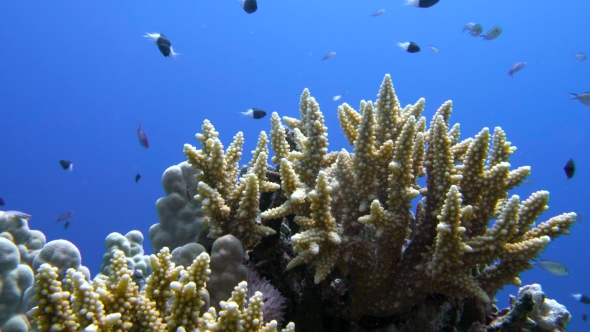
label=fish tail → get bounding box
[570,93,578,99]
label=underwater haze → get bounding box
[1,0,589,329]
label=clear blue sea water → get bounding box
[1,1,589,329]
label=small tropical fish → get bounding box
[508,62,526,77]
[572,294,590,304]
[241,108,267,119]
[333,92,347,101]
[428,45,440,54]
[573,53,587,61]
[469,24,483,37]
[564,158,575,179]
[56,210,74,223]
[0,197,4,206]
[583,314,588,322]
[144,33,180,58]
[570,92,590,106]
[371,9,385,17]
[135,173,141,183]
[531,259,569,276]
[398,42,420,53]
[406,0,439,8]
[462,22,476,33]
[64,220,70,229]
[322,52,336,60]
[3,210,32,221]
[240,0,257,14]
[481,26,502,41]
[59,160,73,171]
[523,178,533,186]
[137,122,149,149]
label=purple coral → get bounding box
[246,267,287,327]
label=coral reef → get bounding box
[0,74,577,331]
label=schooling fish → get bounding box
[428,45,440,54]
[56,210,74,223]
[481,26,502,41]
[573,53,587,61]
[144,33,180,58]
[531,259,569,276]
[0,197,4,206]
[322,52,336,60]
[469,24,483,37]
[570,92,590,106]
[241,108,267,119]
[59,160,74,171]
[3,210,32,221]
[64,220,70,229]
[137,122,149,149]
[333,92,347,101]
[564,158,575,179]
[583,314,588,322]
[572,294,590,304]
[406,0,439,8]
[398,42,420,53]
[462,22,476,33]
[135,173,141,183]
[371,9,385,17]
[240,0,257,14]
[508,62,526,77]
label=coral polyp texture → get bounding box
[184,74,575,321]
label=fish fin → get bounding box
[169,47,181,58]
[570,93,578,99]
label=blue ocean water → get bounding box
[1,0,589,329]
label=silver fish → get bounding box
[570,92,590,106]
[428,45,440,54]
[508,62,526,77]
[462,22,476,33]
[3,210,32,221]
[573,53,587,61]
[470,24,483,37]
[532,259,569,276]
[481,26,502,41]
[333,92,347,101]
[371,9,385,17]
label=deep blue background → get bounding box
[1,0,589,328]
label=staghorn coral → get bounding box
[256,74,575,319]
[27,245,295,332]
[183,121,280,248]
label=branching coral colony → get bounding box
[183,74,575,325]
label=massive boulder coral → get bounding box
[188,74,576,323]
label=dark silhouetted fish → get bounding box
[508,62,526,77]
[573,294,590,304]
[322,52,336,60]
[56,210,74,223]
[398,42,420,53]
[135,173,141,183]
[564,158,575,179]
[64,220,70,229]
[241,108,267,119]
[240,0,258,13]
[583,314,588,322]
[137,122,149,149]
[144,33,180,58]
[59,160,73,171]
[0,197,4,206]
[406,0,439,8]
